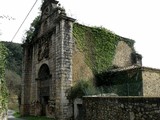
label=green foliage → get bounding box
[6,69,21,110]
[73,23,135,74]
[22,116,53,120]
[2,41,22,76]
[120,37,135,49]
[14,112,54,120]
[24,15,41,43]
[5,69,21,95]
[0,42,8,113]
[67,80,100,100]
[13,111,21,118]
[14,111,53,120]
[1,42,22,110]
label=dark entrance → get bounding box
[77,104,84,120]
[38,64,51,116]
[41,96,49,115]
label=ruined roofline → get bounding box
[74,22,135,45]
[107,65,141,72]
[142,66,160,72]
[117,35,135,45]
[105,65,160,73]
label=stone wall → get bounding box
[72,47,94,83]
[142,67,160,97]
[113,41,133,67]
[83,96,160,120]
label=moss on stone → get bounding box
[73,23,134,74]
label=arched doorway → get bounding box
[38,64,51,116]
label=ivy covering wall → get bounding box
[0,42,8,114]
[73,23,134,74]
[70,23,137,99]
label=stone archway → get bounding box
[21,0,75,118]
[38,64,51,116]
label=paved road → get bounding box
[8,110,25,120]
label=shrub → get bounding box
[67,80,100,100]
[0,42,8,114]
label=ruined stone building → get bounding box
[21,0,160,119]
[21,0,75,119]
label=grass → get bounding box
[22,116,54,120]
[13,112,21,118]
[14,112,54,120]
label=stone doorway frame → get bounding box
[37,64,52,116]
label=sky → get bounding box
[0,0,160,69]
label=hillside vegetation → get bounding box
[1,41,22,110]
[0,42,8,117]
[3,42,22,76]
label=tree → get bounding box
[1,42,22,110]
[23,15,41,43]
[0,42,8,116]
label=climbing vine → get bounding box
[73,23,134,73]
[0,42,8,114]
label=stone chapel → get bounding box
[21,0,143,119]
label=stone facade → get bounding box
[21,0,75,119]
[113,41,133,67]
[72,39,137,84]
[72,47,94,83]
[21,0,159,120]
[83,96,160,120]
[142,67,160,97]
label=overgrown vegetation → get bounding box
[1,41,22,111]
[73,23,134,74]
[0,42,8,114]
[67,79,119,100]
[69,23,136,99]
[23,15,41,43]
[67,80,100,100]
[22,116,53,120]
[2,41,22,76]
[14,112,53,120]
[68,68,142,99]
